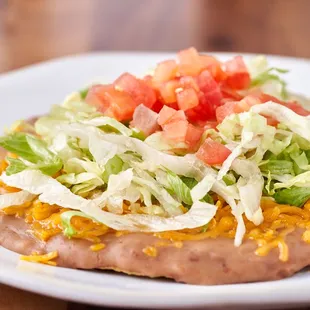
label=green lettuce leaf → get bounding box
[61,210,96,237]
[0,133,62,176]
[250,67,288,99]
[102,156,124,183]
[274,186,310,207]
[167,172,193,205]
[260,160,294,175]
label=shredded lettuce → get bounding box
[0,190,36,209]
[1,170,217,232]
[232,159,264,225]
[0,133,62,176]
[166,171,193,206]
[102,156,124,183]
[247,56,288,99]
[82,117,132,137]
[274,186,310,207]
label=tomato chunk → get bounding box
[216,95,261,123]
[258,93,310,116]
[196,138,231,165]
[225,56,250,90]
[179,76,200,92]
[114,73,156,108]
[100,89,137,121]
[153,60,178,84]
[158,106,178,126]
[159,80,180,104]
[158,106,186,127]
[131,104,160,136]
[185,124,203,149]
[216,101,236,123]
[85,84,113,112]
[221,86,243,101]
[185,70,223,121]
[86,84,137,121]
[200,55,226,82]
[162,119,188,142]
[177,88,199,111]
[177,47,202,76]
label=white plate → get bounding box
[0,52,310,309]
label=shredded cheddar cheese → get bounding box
[90,243,106,252]
[20,251,58,266]
[2,184,310,263]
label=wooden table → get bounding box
[0,0,310,309]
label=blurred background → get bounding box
[1,0,310,74]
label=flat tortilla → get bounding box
[1,214,310,285]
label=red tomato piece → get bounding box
[153,60,178,84]
[158,106,178,126]
[216,101,236,124]
[177,88,199,111]
[177,47,203,76]
[221,86,243,101]
[114,73,156,108]
[196,138,231,165]
[131,104,160,136]
[184,70,223,121]
[162,119,188,142]
[185,124,203,149]
[234,95,261,113]
[200,55,227,82]
[258,93,310,116]
[179,76,200,92]
[85,84,114,112]
[101,89,137,121]
[225,56,250,90]
[151,100,164,113]
[159,80,180,104]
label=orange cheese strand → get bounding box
[20,251,58,266]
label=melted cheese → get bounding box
[2,191,310,262]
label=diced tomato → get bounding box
[162,119,188,142]
[114,73,156,108]
[185,70,223,121]
[200,55,227,82]
[158,106,187,126]
[177,88,199,111]
[159,80,180,104]
[101,89,137,121]
[179,76,200,92]
[143,75,154,88]
[234,95,261,113]
[224,56,250,90]
[185,124,203,149]
[216,101,236,123]
[259,93,310,116]
[258,93,283,104]
[196,138,231,165]
[193,120,218,129]
[215,95,261,123]
[153,60,178,84]
[286,102,310,116]
[177,47,202,76]
[158,106,178,126]
[221,86,243,101]
[86,84,137,121]
[131,104,160,136]
[151,100,164,113]
[85,84,114,111]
